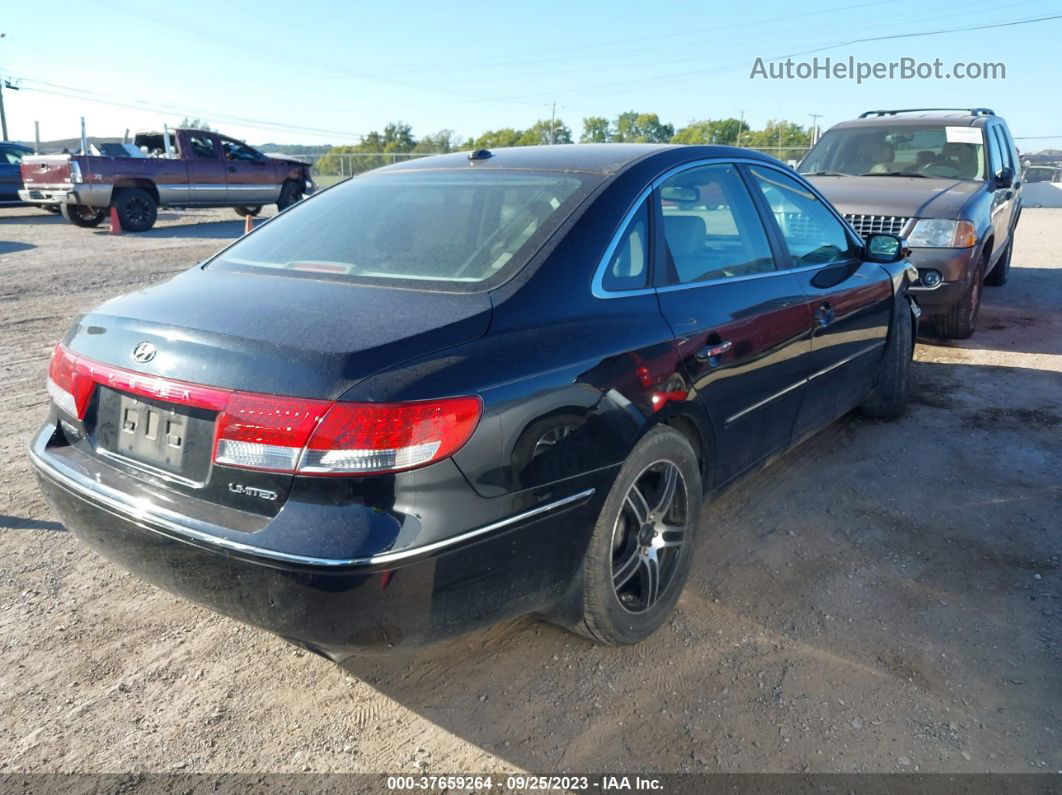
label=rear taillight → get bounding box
[300,398,482,475]
[47,343,94,419]
[213,393,332,474]
[47,343,482,476]
[213,395,481,475]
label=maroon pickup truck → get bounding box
[19,128,315,231]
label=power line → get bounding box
[10,77,365,140]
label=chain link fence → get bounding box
[309,146,813,186]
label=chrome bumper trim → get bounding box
[29,443,595,568]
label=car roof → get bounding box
[831,112,995,130]
[374,143,781,176]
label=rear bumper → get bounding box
[19,184,112,207]
[29,425,601,656]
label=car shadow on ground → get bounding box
[93,219,250,240]
[0,241,36,255]
[0,514,65,532]
[0,213,63,225]
[339,359,1060,772]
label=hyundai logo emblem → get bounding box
[132,342,157,364]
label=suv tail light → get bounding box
[46,343,482,476]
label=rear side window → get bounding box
[657,163,775,284]
[601,200,650,291]
[747,166,859,268]
[209,170,592,291]
[187,134,218,160]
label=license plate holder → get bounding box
[114,393,188,471]
[94,387,216,483]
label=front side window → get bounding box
[657,163,775,284]
[800,125,986,180]
[748,166,858,267]
[222,138,262,162]
[601,201,650,291]
[209,170,591,291]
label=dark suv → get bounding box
[800,108,1022,338]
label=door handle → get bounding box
[695,339,732,365]
[228,166,237,173]
[814,302,835,328]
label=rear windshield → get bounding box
[800,125,986,180]
[208,169,594,292]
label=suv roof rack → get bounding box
[858,108,995,118]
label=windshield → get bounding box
[800,125,986,180]
[208,169,591,291]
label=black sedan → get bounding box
[30,144,918,657]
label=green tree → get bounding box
[612,111,674,143]
[518,119,572,146]
[472,128,525,148]
[179,117,212,131]
[315,121,419,176]
[413,129,460,153]
[580,116,611,143]
[741,119,811,160]
[670,118,749,146]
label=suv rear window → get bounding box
[801,125,986,180]
[208,169,592,292]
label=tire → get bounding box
[59,204,107,228]
[934,252,986,339]
[859,291,914,420]
[234,205,262,217]
[113,187,158,232]
[276,180,303,212]
[984,239,1012,286]
[578,425,702,645]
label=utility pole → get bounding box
[549,102,556,145]
[0,79,8,141]
[736,110,746,148]
[0,34,7,141]
[808,113,822,146]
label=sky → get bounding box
[1,0,1060,150]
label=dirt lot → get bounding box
[0,207,1058,775]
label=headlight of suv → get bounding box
[69,161,84,185]
[908,219,977,248]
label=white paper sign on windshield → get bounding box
[945,127,984,144]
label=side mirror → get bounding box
[865,233,907,264]
[995,166,1015,189]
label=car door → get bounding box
[0,145,27,203]
[742,163,893,438]
[987,124,1018,245]
[219,137,279,205]
[652,161,814,484]
[182,131,228,204]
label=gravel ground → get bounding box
[0,206,1058,775]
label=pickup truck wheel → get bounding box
[859,292,913,420]
[234,206,261,217]
[984,239,1012,286]
[113,188,158,232]
[60,204,107,228]
[276,180,303,212]
[933,253,985,339]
